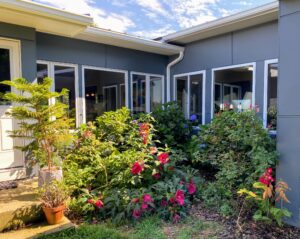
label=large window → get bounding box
[83,67,127,122]
[264,60,278,130]
[212,64,255,116]
[131,73,164,113]
[36,62,78,126]
[174,72,205,124]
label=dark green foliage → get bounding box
[0,78,73,169]
[193,110,277,213]
[152,102,191,149]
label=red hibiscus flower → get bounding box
[152,172,161,180]
[143,194,153,203]
[131,198,140,203]
[259,168,275,186]
[175,190,185,206]
[150,147,158,155]
[132,209,142,219]
[131,162,144,175]
[158,152,169,165]
[94,199,104,209]
[187,181,196,195]
[87,198,94,204]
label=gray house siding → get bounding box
[277,0,300,227]
[36,32,168,104]
[170,22,278,122]
[0,22,36,81]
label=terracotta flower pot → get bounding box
[42,204,65,225]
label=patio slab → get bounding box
[0,217,74,239]
[0,177,42,232]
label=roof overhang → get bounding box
[0,0,93,37]
[76,27,184,56]
[161,1,279,44]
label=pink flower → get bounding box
[132,209,142,219]
[141,203,148,210]
[267,168,273,174]
[160,199,168,207]
[150,147,158,155]
[94,199,104,209]
[169,197,176,204]
[131,162,144,175]
[187,181,196,195]
[143,194,153,203]
[175,190,185,206]
[259,168,275,186]
[158,152,169,165]
[173,214,181,223]
[152,172,161,180]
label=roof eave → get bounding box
[161,1,279,44]
[76,27,184,56]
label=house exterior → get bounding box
[0,0,299,227]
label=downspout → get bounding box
[166,50,184,102]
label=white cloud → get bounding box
[131,25,176,39]
[34,0,135,32]
[134,0,170,17]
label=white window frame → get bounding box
[173,70,206,124]
[211,62,256,119]
[36,60,80,127]
[82,65,129,123]
[130,72,165,113]
[263,59,278,128]
[102,85,118,111]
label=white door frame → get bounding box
[37,60,80,127]
[0,37,24,181]
[173,70,206,124]
[211,62,256,119]
[130,72,165,113]
[263,59,278,128]
[82,65,129,123]
[102,84,118,111]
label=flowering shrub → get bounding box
[193,110,278,214]
[64,108,201,223]
[238,168,292,226]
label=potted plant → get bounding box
[38,180,71,224]
[0,78,73,186]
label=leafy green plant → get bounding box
[0,78,73,169]
[238,168,291,226]
[152,102,192,149]
[193,110,278,211]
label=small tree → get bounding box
[1,78,73,171]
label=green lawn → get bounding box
[37,216,223,239]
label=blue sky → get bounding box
[33,0,275,39]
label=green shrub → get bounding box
[152,102,192,149]
[64,108,202,224]
[193,110,277,212]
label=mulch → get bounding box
[191,204,300,239]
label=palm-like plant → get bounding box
[1,77,73,171]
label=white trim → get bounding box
[211,62,256,119]
[36,61,80,126]
[173,70,206,124]
[82,65,128,123]
[130,72,165,113]
[0,0,93,25]
[263,59,278,128]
